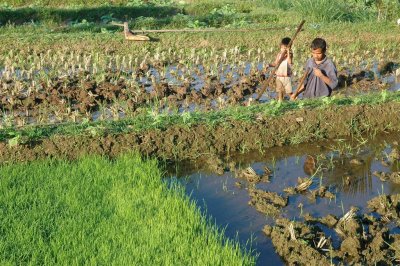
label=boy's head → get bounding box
[280,37,291,51]
[310,38,327,61]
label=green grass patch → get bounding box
[0,153,255,265]
[1,0,398,29]
[1,90,400,143]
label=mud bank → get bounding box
[264,193,400,265]
[1,102,400,163]
[264,205,400,265]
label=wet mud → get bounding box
[0,69,263,125]
[264,205,400,265]
[248,188,288,216]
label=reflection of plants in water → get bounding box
[326,153,335,170]
[319,174,324,189]
[382,150,391,162]
[329,138,366,157]
[295,155,301,165]
[298,202,303,217]
[222,178,228,192]
[271,157,277,171]
[195,174,201,189]
[340,200,345,216]
[377,183,386,200]
[330,139,350,156]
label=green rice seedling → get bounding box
[0,153,255,265]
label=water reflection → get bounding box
[167,132,400,265]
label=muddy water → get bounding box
[167,132,400,265]
[1,63,399,127]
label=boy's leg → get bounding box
[278,91,284,102]
[284,77,293,99]
[276,78,284,102]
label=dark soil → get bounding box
[263,196,400,265]
[0,70,263,124]
[248,188,288,216]
[263,218,332,266]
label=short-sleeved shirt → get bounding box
[303,57,338,98]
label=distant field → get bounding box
[1,0,399,27]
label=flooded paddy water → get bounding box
[167,132,400,265]
[0,60,399,127]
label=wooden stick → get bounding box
[110,21,294,33]
[292,68,310,100]
[255,20,305,101]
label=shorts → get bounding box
[276,76,292,94]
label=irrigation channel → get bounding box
[167,131,400,265]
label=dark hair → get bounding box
[311,38,327,51]
[281,37,291,46]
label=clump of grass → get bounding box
[292,0,358,22]
[0,153,255,265]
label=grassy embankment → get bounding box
[0,152,255,264]
[1,90,400,144]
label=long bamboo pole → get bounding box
[291,68,310,100]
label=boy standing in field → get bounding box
[267,37,293,102]
[291,38,338,99]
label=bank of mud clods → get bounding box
[263,194,400,265]
[1,102,400,163]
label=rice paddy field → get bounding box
[1,0,400,265]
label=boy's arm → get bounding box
[313,62,338,89]
[286,48,293,65]
[313,68,331,85]
[326,62,338,89]
[268,53,282,67]
[291,84,305,100]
